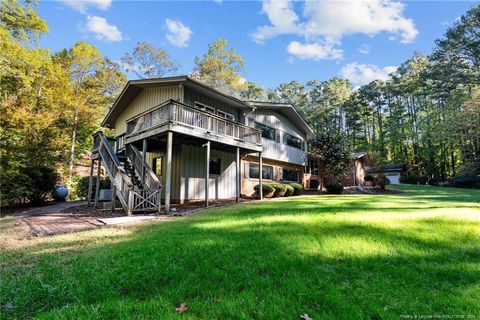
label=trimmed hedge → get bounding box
[270,183,287,197]
[325,182,343,194]
[289,183,303,195]
[254,184,275,198]
[284,184,294,196]
[448,175,480,189]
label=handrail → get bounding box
[126,100,262,144]
[126,144,162,190]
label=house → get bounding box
[88,76,314,214]
[366,163,406,184]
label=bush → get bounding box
[448,175,480,189]
[0,166,58,206]
[427,177,442,186]
[438,182,449,187]
[270,183,287,197]
[75,175,111,200]
[325,182,343,194]
[254,184,275,198]
[364,174,376,182]
[289,183,303,195]
[376,175,390,190]
[284,184,294,196]
[400,175,428,185]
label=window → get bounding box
[217,110,235,121]
[248,163,273,180]
[282,169,298,182]
[283,133,302,149]
[255,122,276,140]
[209,158,221,175]
[152,157,163,177]
[307,159,319,175]
[194,101,215,114]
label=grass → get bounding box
[1,185,479,319]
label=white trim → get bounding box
[217,110,235,121]
[194,101,215,114]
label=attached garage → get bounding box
[366,164,406,185]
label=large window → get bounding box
[248,163,273,180]
[209,158,221,175]
[194,101,215,114]
[217,110,235,122]
[255,122,276,140]
[282,169,298,182]
[283,133,303,149]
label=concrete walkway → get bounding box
[18,202,105,236]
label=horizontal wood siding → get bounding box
[248,109,307,165]
[183,87,241,121]
[115,86,183,135]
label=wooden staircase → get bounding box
[92,132,163,215]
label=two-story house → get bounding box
[88,76,313,214]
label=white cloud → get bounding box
[253,0,418,61]
[82,15,123,42]
[358,44,370,55]
[341,62,397,86]
[287,40,343,61]
[62,0,112,13]
[165,19,193,47]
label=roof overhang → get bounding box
[102,76,253,128]
[245,101,315,139]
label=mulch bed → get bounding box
[342,186,405,194]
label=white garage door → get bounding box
[385,173,400,184]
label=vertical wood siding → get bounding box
[115,86,183,135]
[183,87,241,121]
[248,110,307,165]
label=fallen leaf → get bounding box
[175,303,188,313]
[300,314,313,320]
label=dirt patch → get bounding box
[61,205,126,218]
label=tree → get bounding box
[0,0,48,43]
[310,131,351,181]
[121,42,179,79]
[240,81,267,101]
[192,38,245,94]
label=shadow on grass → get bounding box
[1,188,479,319]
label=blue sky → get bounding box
[38,0,477,88]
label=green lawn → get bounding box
[1,185,479,319]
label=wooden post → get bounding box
[141,139,147,185]
[165,131,173,214]
[205,141,210,207]
[94,159,102,208]
[87,159,95,207]
[259,152,263,200]
[110,179,116,212]
[236,147,240,203]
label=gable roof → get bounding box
[101,76,253,128]
[245,101,315,139]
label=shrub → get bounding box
[438,182,449,187]
[427,177,442,186]
[254,184,275,198]
[376,175,390,190]
[74,175,111,200]
[400,175,428,185]
[284,184,294,196]
[364,174,376,182]
[0,166,58,206]
[448,175,480,189]
[325,182,343,194]
[270,183,287,197]
[289,183,303,195]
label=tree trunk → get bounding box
[68,108,79,180]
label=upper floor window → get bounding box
[283,133,303,149]
[217,110,235,122]
[255,122,276,140]
[194,101,215,114]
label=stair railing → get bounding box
[93,132,134,214]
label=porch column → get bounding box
[110,179,116,212]
[141,139,147,185]
[87,159,95,207]
[165,131,173,214]
[94,159,102,208]
[259,151,263,200]
[236,147,240,203]
[205,141,210,207]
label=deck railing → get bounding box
[126,100,261,145]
